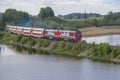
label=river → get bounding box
[83,35,120,46]
[0,44,120,80]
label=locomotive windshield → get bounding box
[76,30,82,34]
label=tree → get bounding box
[0,20,6,30]
[38,7,55,18]
[38,8,46,18]
[93,18,98,27]
[45,7,55,17]
[2,9,30,25]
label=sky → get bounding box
[0,0,120,16]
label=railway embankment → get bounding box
[1,31,120,64]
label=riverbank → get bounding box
[80,26,120,37]
[1,31,120,64]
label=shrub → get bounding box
[29,38,36,47]
[72,42,83,51]
[20,37,28,44]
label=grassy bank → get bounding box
[80,26,120,37]
[1,31,120,64]
[2,31,86,58]
[87,42,120,64]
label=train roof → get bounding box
[46,29,58,31]
[32,28,44,30]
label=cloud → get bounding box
[0,0,120,15]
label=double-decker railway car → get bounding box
[31,28,46,38]
[23,27,32,36]
[16,27,24,34]
[11,26,17,34]
[6,25,11,32]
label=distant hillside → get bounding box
[58,13,102,19]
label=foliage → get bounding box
[2,7,120,30]
[103,12,120,26]
[0,20,6,30]
[25,37,36,47]
[88,43,112,57]
[88,42,120,61]
[20,37,29,44]
[58,13,101,19]
[2,9,29,25]
[38,39,50,48]
[38,7,55,18]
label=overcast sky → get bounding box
[0,0,120,16]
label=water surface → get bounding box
[0,44,120,80]
[83,35,120,46]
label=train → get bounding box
[6,25,82,42]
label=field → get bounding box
[80,26,120,37]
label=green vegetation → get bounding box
[50,41,84,57]
[88,42,120,63]
[0,20,6,30]
[58,13,101,19]
[0,7,120,30]
[1,7,120,63]
[38,7,55,18]
[1,31,120,63]
[103,12,120,26]
[2,9,29,26]
[3,33,50,48]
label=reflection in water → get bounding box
[10,45,37,54]
[0,45,5,55]
[0,45,16,56]
[0,45,1,54]
[83,35,120,46]
[10,44,49,55]
[0,45,120,80]
[0,46,1,54]
[0,44,49,56]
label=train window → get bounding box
[76,31,81,34]
[34,30,42,32]
[24,29,30,31]
[18,28,22,30]
[48,31,52,34]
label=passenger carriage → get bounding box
[10,26,17,34]
[31,28,46,38]
[23,27,32,36]
[6,25,11,32]
[16,26,24,34]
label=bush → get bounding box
[41,39,50,48]
[20,37,28,44]
[88,43,111,57]
[57,41,66,49]
[72,42,83,51]
[29,38,36,47]
[38,39,50,48]
[16,34,22,42]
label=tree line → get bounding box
[0,7,120,30]
[58,13,101,19]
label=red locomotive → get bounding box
[6,25,82,41]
